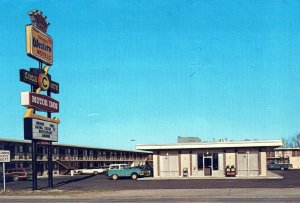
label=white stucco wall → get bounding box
[290,157,300,169]
[225,150,236,167]
[260,151,267,176]
[153,153,159,177]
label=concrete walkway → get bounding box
[138,171,282,180]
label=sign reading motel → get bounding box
[26,25,53,65]
[21,92,59,113]
[24,118,58,142]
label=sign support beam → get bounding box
[32,140,37,190]
[47,88,53,188]
[3,162,5,192]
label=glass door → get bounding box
[204,157,212,176]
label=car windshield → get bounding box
[109,165,119,170]
[120,165,130,169]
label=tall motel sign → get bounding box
[20,10,59,190]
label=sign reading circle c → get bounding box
[38,73,50,91]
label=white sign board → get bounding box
[24,118,58,142]
[0,150,10,162]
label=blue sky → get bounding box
[0,0,300,150]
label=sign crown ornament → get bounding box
[28,9,50,33]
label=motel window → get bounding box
[84,150,88,155]
[213,153,218,170]
[197,154,203,170]
[292,151,300,157]
[53,147,58,154]
[74,149,78,155]
[18,145,24,153]
[54,163,58,169]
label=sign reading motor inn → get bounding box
[21,92,59,113]
[26,25,53,65]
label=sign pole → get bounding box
[45,64,53,188]
[3,162,5,192]
[32,140,37,190]
[48,142,53,188]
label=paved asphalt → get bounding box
[0,170,300,202]
[1,188,300,202]
[0,170,299,191]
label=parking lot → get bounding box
[0,170,300,192]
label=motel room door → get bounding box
[160,151,179,177]
[204,156,212,176]
[237,151,259,176]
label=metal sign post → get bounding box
[3,162,5,192]
[0,150,10,192]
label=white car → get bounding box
[74,168,106,175]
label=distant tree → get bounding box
[291,134,300,148]
[281,137,290,148]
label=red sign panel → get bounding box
[21,92,59,113]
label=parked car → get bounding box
[1,168,32,182]
[267,162,292,170]
[74,168,106,175]
[107,164,145,180]
[134,165,153,177]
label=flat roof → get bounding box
[0,138,150,154]
[136,140,282,151]
[274,147,300,150]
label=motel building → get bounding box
[0,138,152,176]
[137,139,282,178]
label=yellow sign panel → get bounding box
[38,73,50,91]
[26,25,53,65]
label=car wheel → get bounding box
[94,171,98,175]
[280,167,285,171]
[131,173,138,180]
[13,176,19,182]
[112,174,118,180]
[78,171,83,175]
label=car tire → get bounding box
[131,173,138,180]
[78,171,83,175]
[112,174,118,180]
[280,167,285,171]
[94,171,98,175]
[13,176,19,182]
